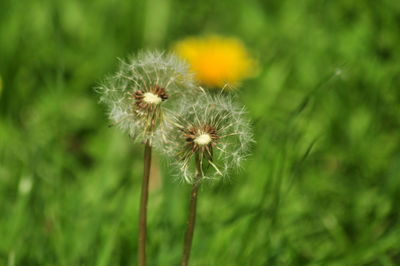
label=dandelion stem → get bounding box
[181,153,201,266]
[138,141,152,266]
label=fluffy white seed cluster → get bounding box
[163,91,253,183]
[97,51,196,144]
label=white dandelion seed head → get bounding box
[162,91,254,183]
[96,51,198,144]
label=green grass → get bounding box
[1,0,400,265]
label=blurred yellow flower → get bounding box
[174,36,256,88]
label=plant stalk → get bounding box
[181,153,202,266]
[138,141,152,266]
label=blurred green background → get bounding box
[1,0,400,265]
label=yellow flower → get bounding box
[174,35,256,88]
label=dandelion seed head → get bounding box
[162,91,253,183]
[96,51,198,144]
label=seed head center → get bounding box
[194,133,212,146]
[143,92,162,104]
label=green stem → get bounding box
[138,141,152,266]
[181,153,202,266]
